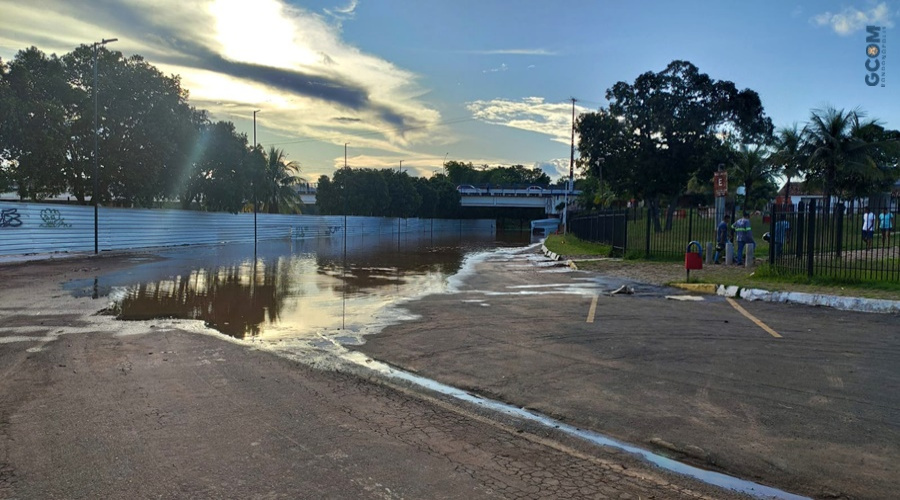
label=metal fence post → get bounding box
[687,207,694,243]
[769,203,776,265]
[796,201,806,261]
[645,207,651,258]
[807,199,817,278]
[835,203,844,260]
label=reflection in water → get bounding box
[109,230,527,340]
[117,261,282,339]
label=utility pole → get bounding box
[92,37,117,254]
[344,142,349,169]
[564,98,576,234]
[253,110,260,254]
[399,160,403,173]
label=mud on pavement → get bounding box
[0,254,754,499]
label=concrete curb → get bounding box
[672,282,900,314]
[716,285,900,314]
[541,244,561,262]
[546,247,899,315]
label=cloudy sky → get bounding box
[0,0,896,182]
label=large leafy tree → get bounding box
[181,121,254,213]
[382,170,421,218]
[62,46,199,207]
[443,160,550,188]
[578,60,773,230]
[316,168,459,217]
[0,47,71,200]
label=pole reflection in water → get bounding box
[98,229,528,342]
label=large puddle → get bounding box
[67,229,529,345]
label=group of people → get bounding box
[712,211,791,265]
[862,206,895,250]
[712,205,895,263]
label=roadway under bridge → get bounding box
[298,187,580,216]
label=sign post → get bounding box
[713,170,728,233]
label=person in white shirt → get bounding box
[862,206,875,250]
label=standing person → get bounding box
[713,214,731,264]
[773,214,790,258]
[862,206,876,250]
[733,211,755,265]
[879,206,894,245]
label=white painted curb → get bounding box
[716,285,900,314]
[541,244,561,261]
[544,248,899,315]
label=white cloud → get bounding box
[0,0,444,159]
[533,159,572,182]
[466,97,590,145]
[324,0,358,23]
[812,2,894,36]
[482,63,509,74]
[468,48,557,56]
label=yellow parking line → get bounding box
[587,294,598,323]
[726,298,782,338]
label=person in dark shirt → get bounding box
[713,214,730,264]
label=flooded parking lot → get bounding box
[5,229,897,499]
[66,229,531,347]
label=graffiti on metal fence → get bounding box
[1,208,23,228]
[40,208,72,228]
[293,225,342,239]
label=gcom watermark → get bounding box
[865,25,887,87]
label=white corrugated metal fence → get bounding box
[0,202,494,256]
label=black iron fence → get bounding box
[767,201,899,282]
[569,206,721,259]
[569,201,899,282]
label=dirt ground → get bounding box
[0,254,754,500]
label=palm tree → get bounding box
[731,144,774,210]
[803,107,881,214]
[769,124,806,210]
[259,147,302,214]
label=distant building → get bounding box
[774,181,898,213]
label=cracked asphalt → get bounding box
[0,255,750,499]
[355,247,900,500]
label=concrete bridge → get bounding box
[299,186,580,215]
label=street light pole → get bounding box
[253,110,260,254]
[344,142,349,169]
[92,37,117,254]
[564,98,576,234]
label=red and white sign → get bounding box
[713,172,728,198]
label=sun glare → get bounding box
[210,0,318,69]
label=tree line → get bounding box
[575,60,900,230]
[311,161,555,218]
[0,45,303,213]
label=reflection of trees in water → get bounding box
[315,243,467,294]
[114,231,509,338]
[117,261,285,339]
